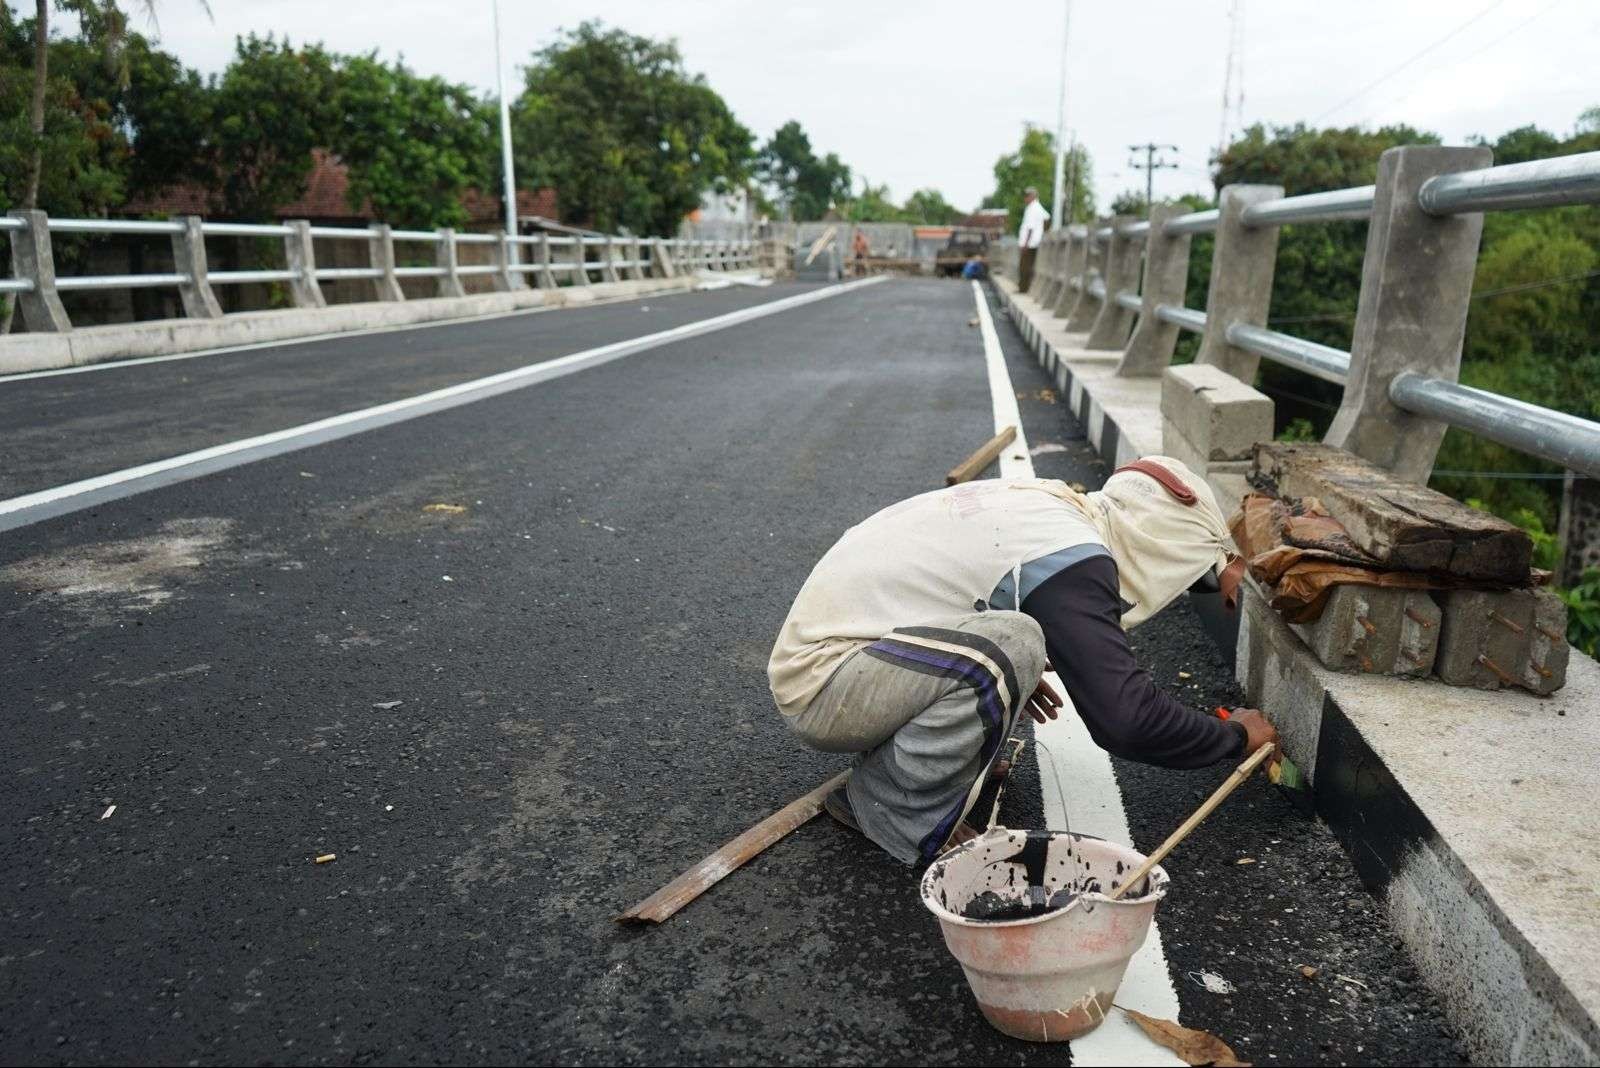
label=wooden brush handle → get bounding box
[1108,743,1275,902]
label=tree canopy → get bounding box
[981,125,1094,232]
[757,120,851,221]
[512,22,754,235]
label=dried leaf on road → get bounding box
[423,503,467,514]
[1299,964,1319,979]
[314,853,337,864]
[1120,1007,1251,1066]
[1235,857,1256,865]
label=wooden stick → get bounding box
[617,771,849,924]
[1108,743,1275,901]
[945,425,1018,486]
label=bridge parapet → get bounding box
[0,211,757,336]
[994,143,1600,1066]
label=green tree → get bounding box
[329,53,494,229]
[843,180,904,223]
[902,187,960,225]
[757,119,850,221]
[0,13,127,217]
[981,125,1093,231]
[208,35,336,220]
[513,22,754,235]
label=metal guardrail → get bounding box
[1031,146,1600,478]
[1,210,763,330]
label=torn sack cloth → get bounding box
[769,458,1246,865]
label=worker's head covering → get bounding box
[1026,457,1236,629]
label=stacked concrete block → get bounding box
[1160,363,1272,510]
[1288,584,1440,676]
[1435,588,1570,695]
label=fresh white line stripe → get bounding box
[971,281,1183,1067]
[0,283,701,383]
[0,276,888,533]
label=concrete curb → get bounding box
[992,274,1600,1066]
[0,276,704,376]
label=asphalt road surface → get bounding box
[1,278,1464,1064]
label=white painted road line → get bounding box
[0,276,889,534]
[971,281,1184,1066]
[0,282,704,384]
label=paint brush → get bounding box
[1214,707,1313,812]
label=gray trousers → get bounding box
[787,611,1047,864]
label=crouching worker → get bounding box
[767,457,1278,866]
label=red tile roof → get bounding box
[122,148,557,230]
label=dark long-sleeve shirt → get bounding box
[1022,555,1245,768]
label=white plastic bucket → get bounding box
[919,828,1169,1042]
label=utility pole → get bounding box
[1064,129,1078,226]
[492,0,519,266]
[1127,143,1179,217]
[1217,0,1245,160]
[1049,0,1073,228]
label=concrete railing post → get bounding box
[435,228,466,298]
[367,224,405,302]
[1065,218,1111,331]
[1034,231,1061,306]
[281,219,326,309]
[1118,205,1194,376]
[489,230,517,292]
[1086,215,1141,349]
[598,238,618,283]
[652,238,677,279]
[1052,226,1091,319]
[571,238,592,286]
[1325,145,1492,482]
[627,238,645,281]
[534,234,556,290]
[1194,184,1284,380]
[7,209,72,331]
[170,216,223,319]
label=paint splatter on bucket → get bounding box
[920,827,1168,1042]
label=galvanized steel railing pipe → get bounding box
[1389,371,1600,477]
[1155,304,1207,333]
[1161,208,1220,236]
[1114,289,1143,312]
[1224,322,1351,384]
[1419,152,1600,215]
[1241,186,1376,228]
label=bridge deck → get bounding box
[0,279,1459,1064]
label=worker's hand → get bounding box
[1229,708,1281,770]
[1025,674,1063,724]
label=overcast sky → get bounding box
[83,0,1600,213]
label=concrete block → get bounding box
[1160,417,1250,482]
[1435,587,1570,695]
[1287,583,1440,676]
[1161,363,1273,461]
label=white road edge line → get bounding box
[0,280,706,384]
[971,281,1184,1067]
[0,276,889,534]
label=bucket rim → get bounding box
[919,828,1169,928]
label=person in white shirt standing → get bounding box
[1016,186,1050,292]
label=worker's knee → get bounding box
[953,610,1046,706]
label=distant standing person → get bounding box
[1017,187,1050,292]
[852,229,870,277]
